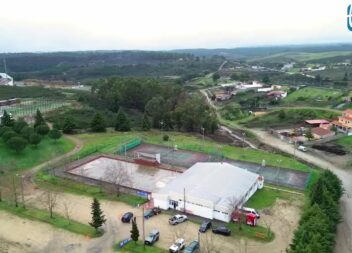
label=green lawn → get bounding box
[0,201,98,237]
[336,136,352,151]
[35,170,147,207]
[0,136,75,171]
[240,108,339,128]
[117,241,168,253]
[283,87,343,107]
[74,131,312,173]
[245,187,303,210]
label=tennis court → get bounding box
[128,143,311,190]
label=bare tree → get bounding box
[62,199,73,224]
[11,175,18,207]
[200,232,222,253]
[44,190,58,218]
[103,164,132,197]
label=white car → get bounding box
[297,145,307,152]
[169,238,186,253]
[168,214,188,225]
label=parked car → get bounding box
[241,207,260,218]
[169,238,186,253]
[144,209,155,219]
[121,212,133,223]
[152,207,162,215]
[298,145,307,152]
[169,214,188,225]
[212,226,231,236]
[144,229,160,245]
[199,220,212,233]
[184,240,199,253]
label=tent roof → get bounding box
[154,162,259,211]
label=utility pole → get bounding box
[183,188,186,214]
[19,174,25,209]
[12,175,18,207]
[201,127,205,150]
[142,206,145,250]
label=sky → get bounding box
[0,0,352,52]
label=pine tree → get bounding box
[91,113,106,132]
[130,217,139,244]
[141,113,150,131]
[115,110,131,132]
[1,110,14,127]
[62,117,76,134]
[34,109,45,128]
[89,198,106,232]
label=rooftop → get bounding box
[305,119,330,125]
[154,162,259,211]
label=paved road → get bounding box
[251,129,352,253]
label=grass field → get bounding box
[245,187,303,210]
[240,108,339,128]
[283,87,343,107]
[0,201,98,237]
[35,170,147,206]
[117,241,168,253]
[73,131,312,173]
[336,136,352,151]
[0,136,75,171]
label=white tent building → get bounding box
[152,162,263,222]
[0,73,14,86]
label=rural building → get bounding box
[267,90,287,100]
[311,127,335,139]
[305,119,330,128]
[152,162,263,222]
[332,109,352,134]
[0,73,14,86]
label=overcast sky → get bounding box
[0,0,351,52]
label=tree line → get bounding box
[64,77,219,133]
[287,170,343,253]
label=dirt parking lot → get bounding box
[1,190,303,253]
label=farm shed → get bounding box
[152,162,263,222]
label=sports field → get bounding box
[129,143,310,189]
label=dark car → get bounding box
[121,212,133,223]
[152,207,162,215]
[144,209,155,219]
[212,226,231,236]
[184,240,199,253]
[199,220,212,233]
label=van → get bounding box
[241,207,260,218]
[297,145,307,152]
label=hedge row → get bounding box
[288,170,343,253]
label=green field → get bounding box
[336,136,352,151]
[245,187,303,210]
[249,51,352,63]
[74,131,312,173]
[283,87,343,107]
[241,108,339,128]
[0,136,75,171]
[0,201,98,237]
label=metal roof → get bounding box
[154,162,259,212]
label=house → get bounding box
[311,127,335,139]
[152,162,263,222]
[0,73,14,86]
[305,119,330,128]
[332,109,352,134]
[267,91,287,100]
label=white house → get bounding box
[0,73,14,86]
[152,162,263,222]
